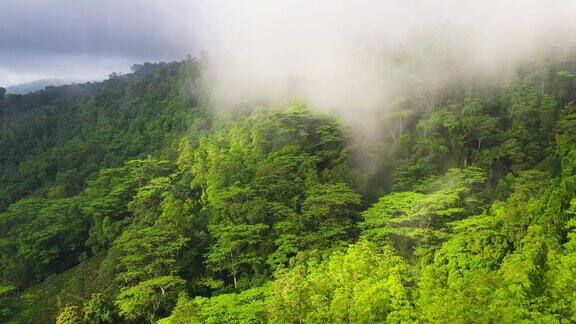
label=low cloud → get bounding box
[178,0,576,120]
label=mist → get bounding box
[176,0,576,120]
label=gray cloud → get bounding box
[0,0,196,86]
[3,0,576,99]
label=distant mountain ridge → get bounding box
[6,78,76,94]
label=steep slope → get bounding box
[2,54,576,323]
[0,59,208,211]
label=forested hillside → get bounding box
[2,54,576,323]
[6,79,74,95]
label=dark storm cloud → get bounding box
[0,0,195,86]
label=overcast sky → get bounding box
[3,0,576,94]
[0,0,197,87]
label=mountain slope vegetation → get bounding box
[2,55,576,323]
